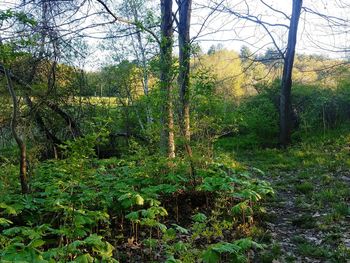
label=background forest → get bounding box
[0,0,349,262]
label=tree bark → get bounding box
[178,0,192,143]
[177,0,195,179]
[160,0,175,158]
[279,0,303,147]
[3,66,29,194]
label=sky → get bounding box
[1,0,349,70]
[190,0,349,58]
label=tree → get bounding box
[119,0,158,125]
[3,65,29,194]
[0,0,88,158]
[195,49,244,99]
[239,45,253,63]
[0,11,37,194]
[207,43,224,55]
[160,0,175,158]
[177,0,192,147]
[95,0,177,158]
[279,0,303,147]
[205,0,349,146]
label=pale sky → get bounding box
[1,0,349,70]
[191,0,349,58]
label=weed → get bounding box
[295,182,314,194]
[296,241,329,258]
[333,202,350,217]
[292,214,316,229]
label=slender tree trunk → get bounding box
[4,66,29,194]
[160,0,175,158]
[178,0,196,179]
[280,0,302,147]
[178,0,192,143]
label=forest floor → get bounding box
[234,135,350,262]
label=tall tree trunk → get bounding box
[4,66,29,194]
[178,0,196,179]
[280,0,302,147]
[160,0,175,158]
[178,0,192,144]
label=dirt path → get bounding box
[261,169,350,263]
[264,172,326,262]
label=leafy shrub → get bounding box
[293,82,350,136]
[0,131,273,262]
[236,94,279,148]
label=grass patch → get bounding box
[292,214,317,229]
[297,241,329,258]
[293,237,350,262]
[316,189,340,204]
[295,182,314,194]
[259,243,282,263]
[333,202,350,217]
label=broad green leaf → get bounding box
[192,213,207,223]
[165,255,181,263]
[0,217,13,226]
[73,253,94,263]
[135,194,144,206]
[29,239,45,248]
[0,203,17,215]
[171,224,189,234]
[202,249,220,263]
[211,242,240,254]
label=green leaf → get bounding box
[165,255,181,263]
[135,194,144,206]
[202,249,220,263]
[29,239,45,248]
[173,241,187,252]
[156,222,167,233]
[98,241,114,258]
[84,234,102,245]
[0,203,17,215]
[171,224,189,234]
[234,238,264,250]
[192,213,207,223]
[143,238,157,248]
[163,228,176,241]
[74,253,94,263]
[231,201,253,216]
[0,217,13,226]
[117,193,131,201]
[211,242,240,254]
[125,211,139,221]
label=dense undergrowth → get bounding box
[2,126,349,262]
[225,127,350,262]
[215,81,350,150]
[2,81,350,262]
[0,131,274,262]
